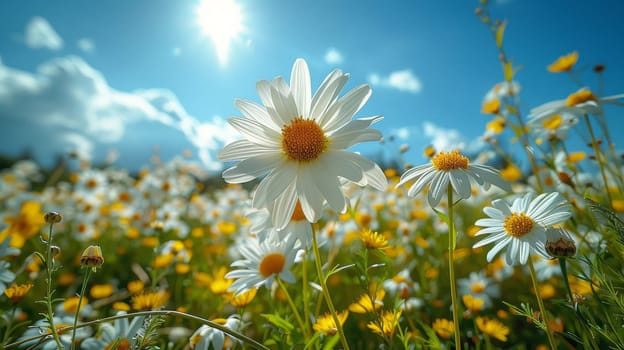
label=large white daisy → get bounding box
[396,150,510,207]
[218,58,387,229]
[472,192,572,265]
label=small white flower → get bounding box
[529,87,624,122]
[225,230,299,295]
[458,271,500,308]
[81,311,146,350]
[528,111,578,142]
[396,150,510,207]
[473,192,572,265]
[189,315,241,350]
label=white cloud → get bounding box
[0,56,240,170]
[368,69,422,94]
[393,127,410,140]
[324,48,344,65]
[24,16,63,50]
[77,38,95,53]
[422,121,466,152]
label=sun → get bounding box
[196,0,244,65]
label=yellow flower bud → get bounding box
[80,245,104,270]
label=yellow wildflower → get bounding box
[349,290,385,314]
[476,317,509,342]
[367,309,402,337]
[313,310,349,336]
[432,318,454,339]
[547,51,578,72]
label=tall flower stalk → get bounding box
[528,259,557,349]
[311,224,350,350]
[39,212,64,349]
[397,150,509,349]
[446,186,461,349]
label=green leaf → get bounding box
[585,197,624,239]
[322,334,341,350]
[433,207,457,249]
[260,313,295,332]
[303,332,322,350]
[414,319,443,350]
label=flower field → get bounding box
[2,3,624,350]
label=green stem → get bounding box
[1,307,17,345]
[311,224,350,350]
[44,222,63,349]
[5,310,270,350]
[528,258,557,349]
[584,114,613,206]
[276,277,310,340]
[446,186,462,350]
[70,268,91,350]
[558,258,574,304]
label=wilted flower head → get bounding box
[545,227,576,258]
[80,245,104,271]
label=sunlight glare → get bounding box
[196,0,244,65]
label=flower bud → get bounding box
[44,211,63,224]
[80,245,104,270]
[545,228,576,258]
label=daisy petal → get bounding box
[290,58,311,118]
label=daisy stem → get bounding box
[43,222,64,350]
[311,225,350,350]
[302,254,311,335]
[276,277,310,340]
[528,258,557,350]
[584,114,613,206]
[446,186,462,350]
[558,258,575,304]
[70,267,91,350]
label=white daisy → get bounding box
[457,271,500,308]
[218,58,387,229]
[396,150,510,207]
[81,311,146,350]
[189,315,241,350]
[529,87,624,122]
[473,192,572,265]
[527,111,579,143]
[225,230,299,295]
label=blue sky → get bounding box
[1,0,623,172]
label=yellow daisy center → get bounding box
[470,282,486,294]
[503,213,534,238]
[431,150,469,171]
[542,114,562,130]
[281,117,328,161]
[291,201,307,221]
[565,90,597,107]
[105,339,130,350]
[259,253,286,277]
